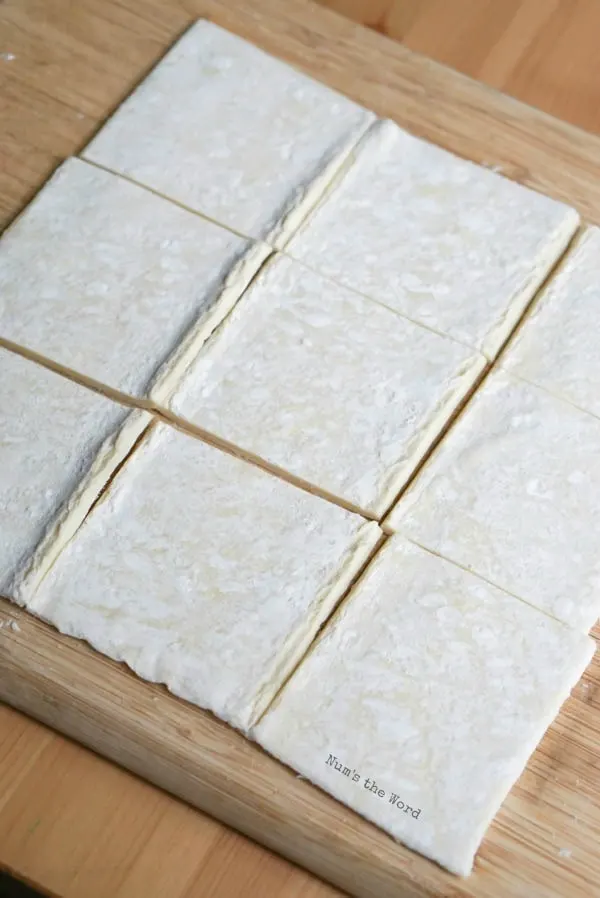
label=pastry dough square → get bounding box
[162,254,486,518]
[286,120,579,359]
[82,21,374,246]
[254,537,594,876]
[0,157,268,401]
[0,347,150,604]
[27,421,381,732]
[503,227,600,416]
[386,371,600,632]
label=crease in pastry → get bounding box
[400,534,575,628]
[505,368,600,426]
[280,252,479,354]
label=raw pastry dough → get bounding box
[82,21,374,246]
[503,226,600,417]
[28,421,381,732]
[0,347,150,604]
[386,371,600,632]
[0,157,269,402]
[254,536,594,876]
[162,254,486,517]
[286,120,579,358]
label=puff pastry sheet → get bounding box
[164,254,486,517]
[286,120,579,358]
[82,20,374,245]
[0,347,150,604]
[0,157,268,401]
[386,371,600,632]
[504,226,600,417]
[254,537,594,876]
[27,421,381,732]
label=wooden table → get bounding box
[2,2,600,896]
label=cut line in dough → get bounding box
[161,253,487,518]
[285,119,580,359]
[385,370,600,632]
[82,20,374,247]
[503,226,600,419]
[0,346,151,606]
[0,156,269,403]
[27,421,381,732]
[254,536,595,876]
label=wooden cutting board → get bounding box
[2,2,600,897]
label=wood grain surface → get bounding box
[318,0,600,137]
[2,2,600,897]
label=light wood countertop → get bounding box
[1,1,600,896]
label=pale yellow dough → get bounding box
[82,21,374,245]
[503,226,600,418]
[0,347,150,605]
[254,537,594,876]
[0,157,269,402]
[163,254,486,517]
[385,371,600,632]
[28,421,381,732]
[286,119,579,358]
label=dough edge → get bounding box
[11,407,152,607]
[149,239,272,405]
[253,629,593,877]
[383,370,509,534]
[27,506,380,735]
[369,348,486,518]
[480,208,580,360]
[287,119,581,361]
[252,539,596,875]
[163,251,487,518]
[239,518,382,731]
[267,113,376,250]
[283,117,389,253]
[499,225,598,404]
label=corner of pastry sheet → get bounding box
[454,629,596,874]
[11,408,153,609]
[267,114,378,251]
[148,239,273,407]
[245,519,383,732]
